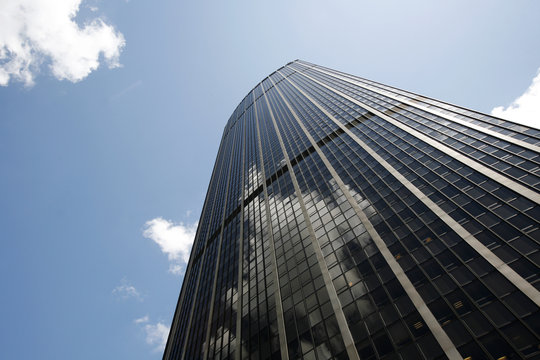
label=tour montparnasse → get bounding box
[164,60,540,360]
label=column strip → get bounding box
[234,106,247,360]
[254,92,290,360]
[202,123,240,359]
[262,84,361,360]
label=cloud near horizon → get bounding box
[0,0,125,86]
[143,217,197,275]
[491,68,540,129]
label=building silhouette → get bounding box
[164,60,540,360]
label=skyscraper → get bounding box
[164,60,540,360]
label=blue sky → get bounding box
[1,1,539,359]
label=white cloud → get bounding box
[168,264,184,275]
[142,320,170,352]
[134,316,170,352]
[112,280,142,301]
[145,322,169,351]
[491,68,540,129]
[143,217,197,275]
[0,0,125,86]
[134,315,149,324]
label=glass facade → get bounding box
[164,60,540,360]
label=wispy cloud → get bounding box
[109,80,143,101]
[491,68,540,128]
[0,0,125,86]
[134,316,169,352]
[143,217,197,275]
[134,315,149,324]
[112,279,142,301]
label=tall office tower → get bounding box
[164,60,540,360]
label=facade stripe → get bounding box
[202,119,241,359]
[262,85,362,360]
[234,104,247,360]
[254,93,290,360]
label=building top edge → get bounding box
[221,60,302,133]
[221,59,540,139]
